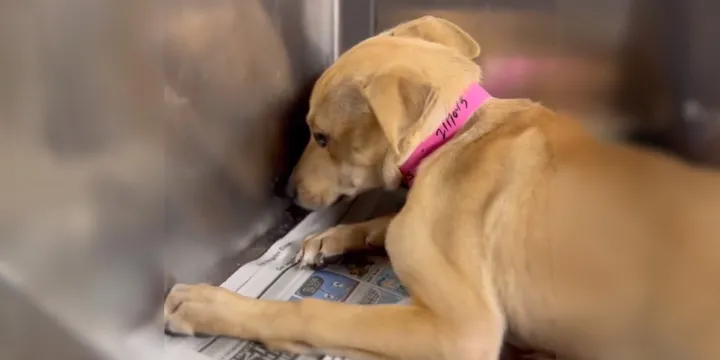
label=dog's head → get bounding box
[287,16,482,209]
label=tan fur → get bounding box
[165,16,720,360]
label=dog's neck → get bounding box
[398,83,492,186]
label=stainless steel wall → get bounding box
[0,0,335,358]
[339,0,720,165]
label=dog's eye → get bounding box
[313,132,329,148]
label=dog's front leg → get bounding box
[295,214,395,268]
[165,282,503,360]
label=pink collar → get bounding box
[399,83,491,186]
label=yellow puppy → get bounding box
[165,16,720,360]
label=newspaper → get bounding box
[163,191,406,360]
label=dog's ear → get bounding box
[361,70,441,158]
[386,16,480,59]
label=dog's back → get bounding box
[472,105,720,360]
[416,100,720,359]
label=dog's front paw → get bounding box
[294,228,346,269]
[295,225,367,269]
[164,283,242,337]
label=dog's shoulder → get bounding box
[455,99,572,175]
[412,100,566,206]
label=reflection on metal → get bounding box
[0,0,334,358]
[0,0,718,358]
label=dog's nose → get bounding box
[285,181,297,199]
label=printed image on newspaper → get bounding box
[164,191,407,360]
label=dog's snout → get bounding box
[285,181,297,199]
